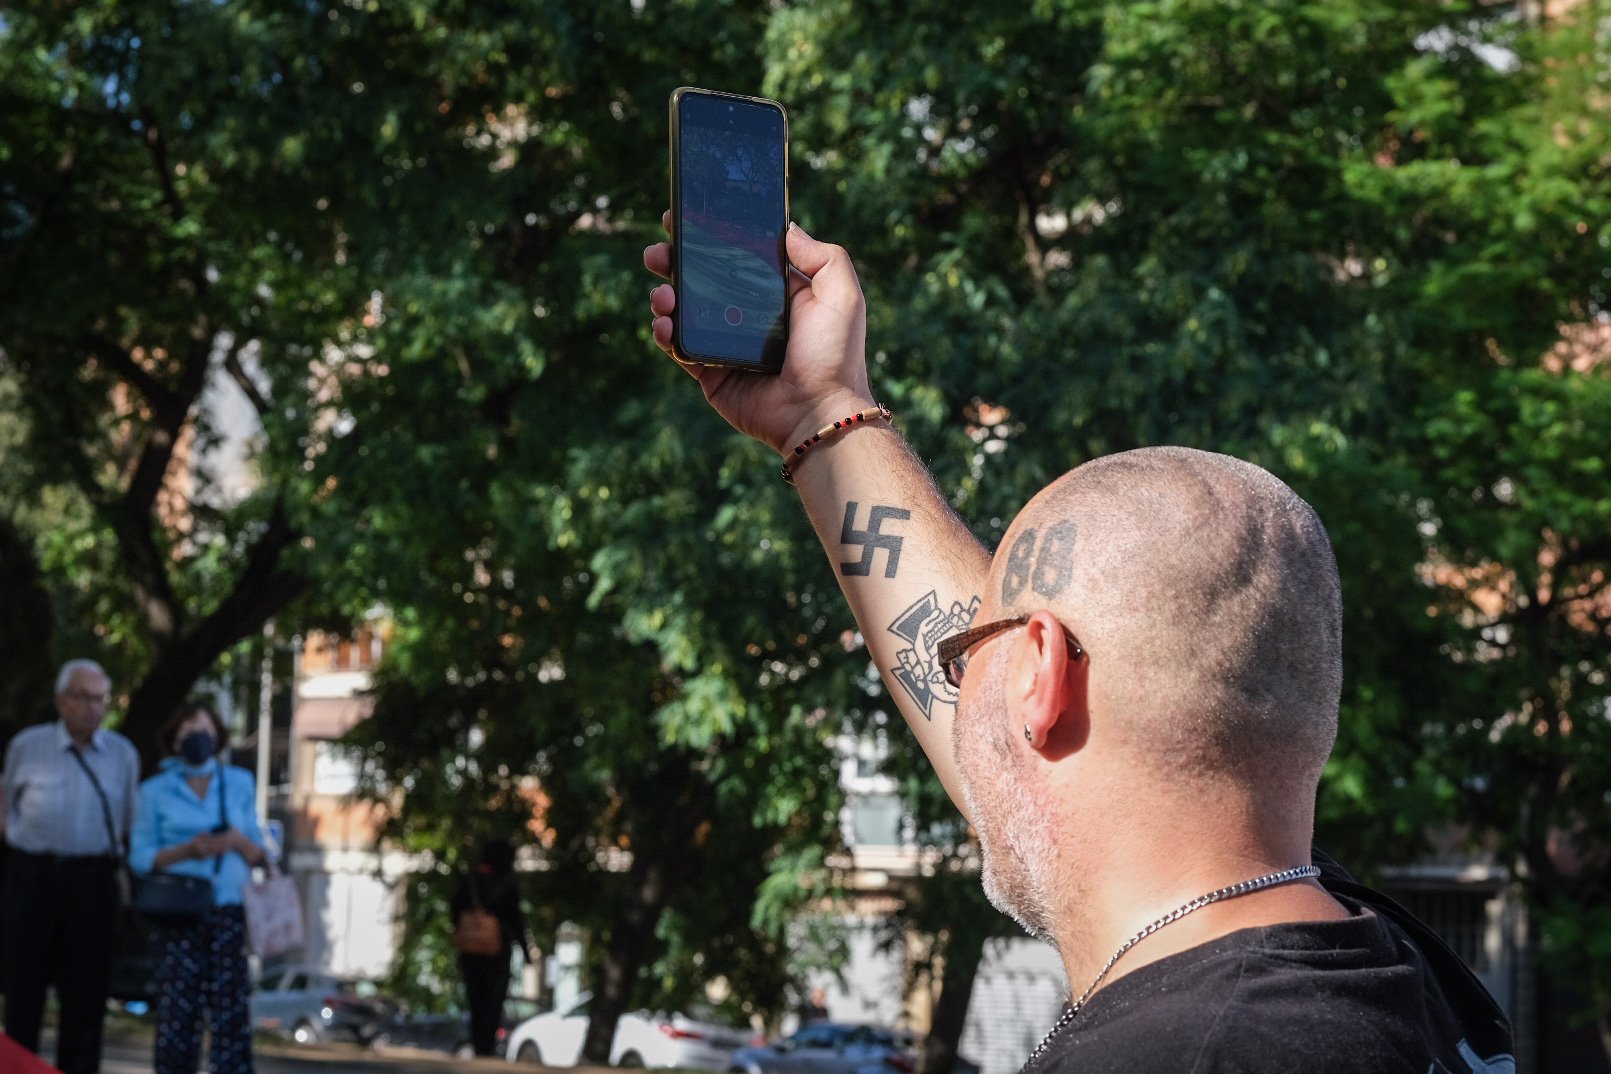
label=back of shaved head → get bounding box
[1000,446,1342,797]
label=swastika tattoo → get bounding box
[840,501,912,579]
[888,591,980,720]
[1001,520,1078,602]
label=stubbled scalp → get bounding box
[1000,446,1343,800]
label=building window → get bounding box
[1381,886,1497,974]
[847,793,904,848]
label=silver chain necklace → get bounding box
[1023,865,1322,1068]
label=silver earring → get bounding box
[1024,724,1033,743]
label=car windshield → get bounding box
[333,978,382,999]
[791,1026,841,1049]
[680,1002,740,1027]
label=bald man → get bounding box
[646,222,1514,1071]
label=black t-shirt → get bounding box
[1029,856,1515,1073]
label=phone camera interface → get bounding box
[677,94,787,367]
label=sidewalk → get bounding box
[96,1018,619,1074]
[261,1041,513,1071]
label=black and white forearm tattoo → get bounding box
[887,591,981,720]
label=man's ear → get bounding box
[1007,610,1088,759]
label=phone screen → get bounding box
[673,90,788,371]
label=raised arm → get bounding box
[645,220,987,813]
[788,420,989,813]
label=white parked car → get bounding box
[507,992,757,1069]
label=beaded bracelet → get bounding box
[779,404,893,485]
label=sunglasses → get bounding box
[937,615,1085,689]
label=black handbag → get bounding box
[132,766,230,925]
[131,871,216,923]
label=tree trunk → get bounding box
[0,514,55,744]
[582,760,715,1064]
[124,645,221,764]
[123,590,302,769]
[918,926,987,1074]
[121,502,305,770]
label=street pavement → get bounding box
[42,1031,576,1074]
[29,1020,618,1074]
[100,1037,455,1073]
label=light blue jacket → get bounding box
[130,759,268,907]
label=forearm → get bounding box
[790,423,988,816]
[237,838,268,867]
[643,223,988,815]
[152,842,198,870]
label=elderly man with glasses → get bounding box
[644,222,1513,1071]
[1,658,139,1074]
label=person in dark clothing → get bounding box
[450,840,529,1056]
[0,659,138,1074]
[643,225,1515,1070]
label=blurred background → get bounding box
[1,1,1607,1071]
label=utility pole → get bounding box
[257,620,273,823]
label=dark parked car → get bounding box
[249,966,390,1044]
[371,995,544,1058]
[370,1006,475,1058]
[729,1023,913,1074]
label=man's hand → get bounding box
[645,214,875,454]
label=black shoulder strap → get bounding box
[67,745,123,859]
[217,762,228,829]
[213,764,228,875]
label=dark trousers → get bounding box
[459,950,511,1056]
[152,905,253,1074]
[1,848,120,1074]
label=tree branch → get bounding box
[223,348,272,419]
[107,495,184,646]
[140,107,188,229]
[139,107,215,307]
[123,499,308,766]
[1017,184,1048,298]
[186,497,308,658]
[84,335,185,426]
[97,325,222,645]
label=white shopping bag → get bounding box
[242,860,305,958]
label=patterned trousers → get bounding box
[152,905,254,1074]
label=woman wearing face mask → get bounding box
[130,702,269,1074]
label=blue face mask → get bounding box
[178,730,217,768]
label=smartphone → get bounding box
[669,87,790,373]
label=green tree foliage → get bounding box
[0,0,419,756]
[3,0,1607,1057]
[2,0,859,1044]
[764,0,1608,1058]
[272,0,872,1045]
[0,373,57,738]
